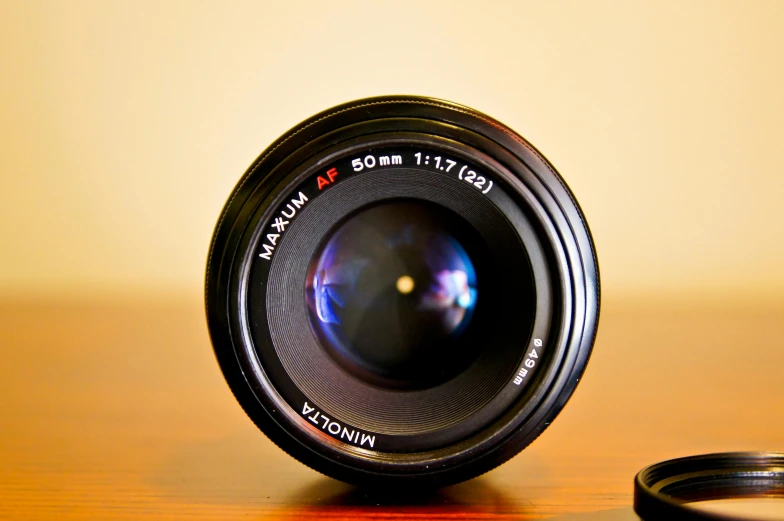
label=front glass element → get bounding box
[306,200,481,388]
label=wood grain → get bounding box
[1,298,782,520]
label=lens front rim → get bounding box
[205,96,600,486]
[253,143,551,449]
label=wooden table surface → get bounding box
[1,297,782,520]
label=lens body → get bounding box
[205,96,600,487]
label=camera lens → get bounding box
[307,200,482,389]
[206,96,600,487]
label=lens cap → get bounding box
[634,452,784,520]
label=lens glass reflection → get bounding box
[306,200,481,387]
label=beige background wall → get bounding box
[1,0,782,301]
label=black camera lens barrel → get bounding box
[205,96,600,487]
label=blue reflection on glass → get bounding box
[310,218,478,351]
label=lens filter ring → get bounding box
[634,452,784,520]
